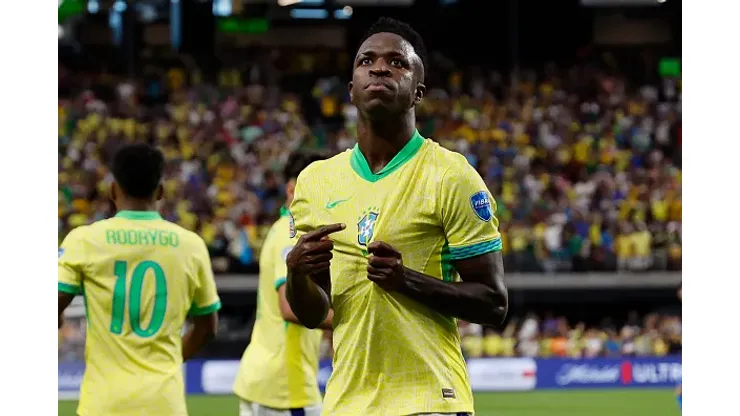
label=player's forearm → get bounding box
[286,271,331,329]
[58,292,75,329]
[182,316,218,361]
[284,309,334,330]
[399,268,508,326]
[182,329,214,361]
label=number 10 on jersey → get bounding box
[110,260,168,337]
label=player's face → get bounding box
[349,32,425,119]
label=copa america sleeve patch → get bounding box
[58,248,65,258]
[288,212,297,238]
[470,191,493,222]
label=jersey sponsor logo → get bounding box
[470,191,493,222]
[289,212,296,238]
[357,207,380,246]
[325,197,352,209]
[441,388,456,398]
[58,248,65,258]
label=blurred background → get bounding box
[58,0,682,414]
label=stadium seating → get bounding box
[59,63,681,274]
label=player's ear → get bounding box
[109,182,118,203]
[155,184,164,202]
[348,81,354,104]
[286,178,297,204]
[414,83,426,106]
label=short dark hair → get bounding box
[284,151,325,182]
[111,143,165,199]
[358,17,427,80]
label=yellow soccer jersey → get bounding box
[58,211,221,416]
[233,207,324,409]
[289,131,502,416]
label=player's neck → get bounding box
[357,113,416,174]
[116,199,158,213]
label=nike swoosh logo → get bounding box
[325,198,351,209]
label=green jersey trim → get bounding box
[279,206,290,217]
[115,211,163,220]
[58,282,82,295]
[189,301,222,316]
[274,277,287,290]
[350,130,425,183]
[449,238,502,260]
[441,241,455,282]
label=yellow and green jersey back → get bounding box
[233,207,323,409]
[289,131,502,416]
[58,211,221,416]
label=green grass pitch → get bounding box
[59,389,679,415]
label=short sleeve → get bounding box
[189,238,222,316]
[288,171,315,242]
[273,243,294,291]
[439,159,502,261]
[58,228,86,295]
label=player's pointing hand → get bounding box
[287,223,346,286]
[367,241,406,291]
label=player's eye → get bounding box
[390,59,404,67]
[360,58,373,66]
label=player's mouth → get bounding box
[365,82,393,91]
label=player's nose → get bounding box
[369,62,392,77]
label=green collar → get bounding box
[350,129,425,183]
[279,206,290,217]
[115,211,162,220]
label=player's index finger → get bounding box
[305,223,346,240]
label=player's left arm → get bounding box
[183,238,222,361]
[58,228,87,328]
[368,161,507,326]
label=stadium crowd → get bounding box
[457,313,681,359]
[58,60,682,274]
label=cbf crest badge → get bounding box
[470,191,493,222]
[357,206,380,246]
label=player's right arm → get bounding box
[182,238,222,361]
[278,286,334,330]
[285,175,344,329]
[276,244,334,330]
[58,228,87,328]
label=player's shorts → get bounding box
[239,400,322,416]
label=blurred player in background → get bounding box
[58,143,221,416]
[285,18,508,415]
[233,152,333,416]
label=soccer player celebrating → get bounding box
[285,18,508,416]
[58,144,221,416]
[233,152,333,416]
